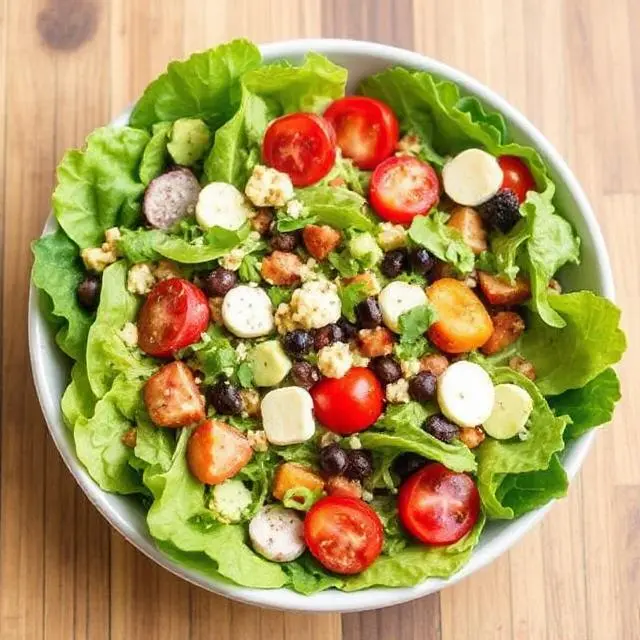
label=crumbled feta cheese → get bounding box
[126,263,156,295]
[104,227,121,248]
[274,280,342,333]
[285,198,304,219]
[386,378,410,404]
[220,248,245,271]
[350,350,370,367]
[240,389,261,418]
[81,246,118,273]
[377,222,407,251]
[245,165,294,207]
[235,342,249,361]
[153,259,181,281]
[249,230,261,241]
[361,489,374,502]
[299,258,319,283]
[118,322,138,347]
[396,133,422,156]
[320,431,341,447]
[317,342,353,379]
[401,358,421,379]
[348,435,362,450]
[247,429,269,452]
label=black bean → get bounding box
[408,372,437,402]
[337,318,358,341]
[282,330,314,358]
[369,355,402,384]
[208,380,242,415]
[380,250,408,278]
[423,414,459,443]
[269,232,298,252]
[319,443,349,476]
[290,361,320,389]
[355,296,383,329]
[346,449,373,480]
[313,323,343,350]
[76,275,101,311]
[410,248,435,275]
[202,268,238,297]
[392,452,428,481]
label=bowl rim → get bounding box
[28,38,615,613]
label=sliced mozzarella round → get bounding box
[483,383,533,440]
[437,361,495,428]
[249,505,306,562]
[442,148,503,207]
[222,285,274,338]
[195,182,253,230]
[261,387,315,445]
[378,281,428,333]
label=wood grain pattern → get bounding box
[0,1,637,639]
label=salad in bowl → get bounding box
[31,38,626,596]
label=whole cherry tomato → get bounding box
[498,155,536,203]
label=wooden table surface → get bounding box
[1,0,638,638]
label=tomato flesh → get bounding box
[138,278,209,357]
[262,113,336,187]
[304,496,383,574]
[497,155,536,203]
[369,156,440,224]
[398,463,480,546]
[310,367,384,435]
[324,96,399,170]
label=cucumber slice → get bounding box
[483,383,533,439]
[250,340,292,387]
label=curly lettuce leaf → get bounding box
[74,375,145,494]
[53,127,150,248]
[476,368,570,519]
[31,229,93,361]
[520,291,626,396]
[549,368,621,439]
[408,211,475,274]
[144,429,287,588]
[133,413,176,471]
[283,555,344,595]
[139,122,172,186]
[342,513,485,590]
[129,40,261,129]
[86,261,156,398]
[295,186,375,231]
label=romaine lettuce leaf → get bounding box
[139,122,172,186]
[53,127,150,249]
[520,291,626,395]
[476,367,570,519]
[129,39,262,129]
[408,211,475,274]
[549,368,621,439]
[31,229,93,361]
[85,261,156,398]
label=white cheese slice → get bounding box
[249,505,306,562]
[378,281,428,333]
[437,361,495,427]
[442,148,503,206]
[483,383,533,439]
[260,387,315,445]
[222,285,274,338]
[195,182,252,230]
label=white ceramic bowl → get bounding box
[29,39,615,613]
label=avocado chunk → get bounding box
[348,232,383,268]
[250,340,292,387]
[167,118,211,166]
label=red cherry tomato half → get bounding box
[369,156,440,225]
[304,496,383,574]
[310,367,384,435]
[262,113,336,187]
[138,278,210,357]
[323,96,399,170]
[398,463,480,546]
[497,156,536,203]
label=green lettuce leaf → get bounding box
[337,282,369,322]
[342,513,485,590]
[408,211,475,274]
[133,413,176,471]
[295,186,375,231]
[129,39,262,129]
[283,555,344,595]
[61,361,96,429]
[31,229,93,361]
[549,368,621,439]
[486,217,529,282]
[476,367,570,519]
[53,127,150,248]
[520,291,626,395]
[74,375,145,494]
[398,303,437,343]
[86,261,156,398]
[319,157,370,195]
[144,429,287,588]
[139,122,172,186]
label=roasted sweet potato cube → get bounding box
[272,462,325,502]
[477,271,531,306]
